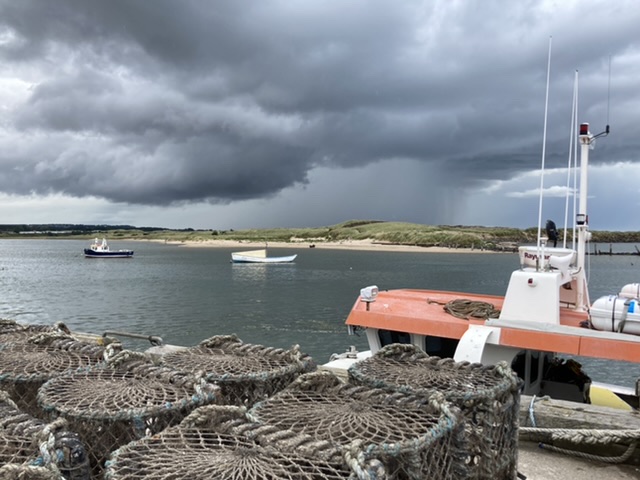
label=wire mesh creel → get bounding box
[37,350,221,479]
[0,465,62,480]
[0,328,107,419]
[248,370,468,480]
[160,334,316,406]
[348,344,522,480]
[0,389,90,480]
[0,319,72,343]
[105,404,386,480]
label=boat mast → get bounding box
[576,123,591,310]
[576,121,609,310]
[575,55,612,309]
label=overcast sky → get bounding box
[0,1,638,231]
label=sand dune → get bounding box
[157,238,495,254]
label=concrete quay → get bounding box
[518,440,640,479]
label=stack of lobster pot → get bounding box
[348,344,521,480]
[37,350,220,478]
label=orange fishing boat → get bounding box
[325,120,640,410]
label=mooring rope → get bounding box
[519,426,640,463]
[540,440,637,464]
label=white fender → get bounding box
[454,325,520,365]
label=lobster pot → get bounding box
[0,390,90,480]
[105,404,383,480]
[0,333,106,419]
[0,319,69,344]
[37,351,221,479]
[248,371,468,480]
[348,344,521,480]
[161,335,316,406]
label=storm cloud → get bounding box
[0,1,638,229]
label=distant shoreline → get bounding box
[151,238,499,254]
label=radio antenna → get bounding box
[536,36,552,250]
[594,55,611,139]
[606,55,611,126]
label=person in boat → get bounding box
[545,219,558,248]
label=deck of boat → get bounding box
[346,289,640,362]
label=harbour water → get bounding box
[0,239,638,387]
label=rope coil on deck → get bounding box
[427,298,501,320]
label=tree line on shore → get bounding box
[1,220,639,250]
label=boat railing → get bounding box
[518,245,577,271]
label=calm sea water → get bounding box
[1,239,638,387]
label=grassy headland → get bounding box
[3,220,640,251]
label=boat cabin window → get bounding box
[378,329,411,347]
[423,336,459,358]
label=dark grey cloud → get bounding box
[0,0,638,217]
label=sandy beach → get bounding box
[155,238,496,254]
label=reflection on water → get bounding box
[231,262,299,283]
[0,239,638,387]
[232,263,269,282]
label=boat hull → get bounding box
[84,249,134,258]
[231,253,297,263]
